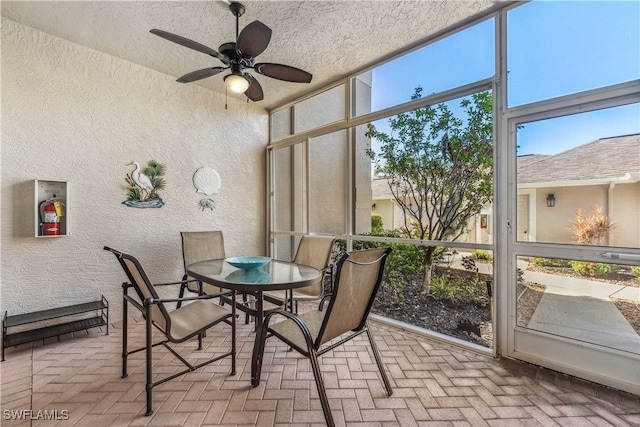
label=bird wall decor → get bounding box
[123,160,166,208]
[127,161,154,199]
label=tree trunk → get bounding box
[421,261,434,294]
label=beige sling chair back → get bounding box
[104,246,236,416]
[253,247,393,427]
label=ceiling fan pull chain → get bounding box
[225,86,228,110]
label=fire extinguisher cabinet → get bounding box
[34,180,69,237]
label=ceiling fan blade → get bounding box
[150,29,227,62]
[236,21,272,58]
[244,74,264,102]
[176,67,227,83]
[254,63,312,83]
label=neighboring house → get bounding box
[370,177,487,244]
[371,134,640,248]
[517,133,640,248]
[370,178,398,230]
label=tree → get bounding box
[366,88,493,294]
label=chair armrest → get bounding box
[152,278,199,287]
[149,290,233,305]
[319,294,332,311]
[202,289,235,299]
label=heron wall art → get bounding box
[123,160,166,208]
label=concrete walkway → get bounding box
[524,269,640,354]
[447,253,640,354]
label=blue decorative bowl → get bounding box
[225,269,271,283]
[225,256,271,270]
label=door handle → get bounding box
[601,252,640,262]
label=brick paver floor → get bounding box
[2,313,639,426]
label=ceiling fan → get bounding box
[150,1,312,102]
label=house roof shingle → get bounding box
[518,134,640,184]
[372,134,640,198]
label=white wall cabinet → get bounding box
[34,180,69,237]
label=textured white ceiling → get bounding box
[2,0,501,110]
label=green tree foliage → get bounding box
[334,215,423,299]
[366,88,493,293]
[371,213,384,235]
[335,231,423,299]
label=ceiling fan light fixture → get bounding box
[224,73,250,93]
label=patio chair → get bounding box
[177,230,226,308]
[253,247,393,427]
[263,235,337,313]
[179,230,255,323]
[103,246,236,416]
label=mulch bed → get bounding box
[611,298,640,335]
[371,267,493,347]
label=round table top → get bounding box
[186,258,321,292]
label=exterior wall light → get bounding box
[546,193,556,207]
[371,203,376,211]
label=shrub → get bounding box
[531,257,571,267]
[569,206,614,245]
[335,229,423,298]
[461,256,479,272]
[570,261,618,278]
[429,276,458,302]
[371,213,384,235]
[458,276,490,306]
[632,266,640,277]
[429,272,489,306]
[472,250,492,261]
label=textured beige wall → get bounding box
[534,183,640,247]
[1,19,268,321]
[534,186,608,243]
[610,182,640,248]
[373,200,397,231]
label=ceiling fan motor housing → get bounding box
[219,42,239,60]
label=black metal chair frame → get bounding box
[252,247,393,427]
[104,246,236,416]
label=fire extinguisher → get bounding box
[40,199,61,236]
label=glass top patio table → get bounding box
[187,258,321,293]
[186,258,322,385]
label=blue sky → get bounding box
[367,0,639,157]
[368,17,494,113]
